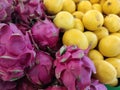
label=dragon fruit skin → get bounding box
[45,85,67,90]
[16,23,31,34]
[14,0,45,24]
[0,23,35,81]
[31,18,59,50]
[16,77,39,90]
[54,45,96,90]
[0,0,14,22]
[87,79,107,90]
[0,79,16,90]
[26,51,54,86]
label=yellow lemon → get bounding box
[102,0,120,14]
[105,58,120,78]
[62,0,76,13]
[93,60,117,84]
[100,0,107,5]
[72,11,84,20]
[62,29,89,49]
[108,78,118,87]
[77,1,92,13]
[88,49,104,61]
[73,18,84,32]
[93,26,109,40]
[82,10,104,31]
[84,31,98,49]
[43,0,64,14]
[53,11,75,30]
[92,4,102,12]
[73,0,80,3]
[114,54,120,59]
[90,0,99,4]
[98,35,120,57]
[111,33,120,38]
[104,14,120,33]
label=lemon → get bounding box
[93,60,117,84]
[82,10,104,31]
[90,0,99,4]
[105,58,120,78]
[62,0,76,13]
[84,31,98,49]
[62,29,89,49]
[43,0,64,14]
[53,11,75,30]
[73,0,80,3]
[108,78,118,87]
[102,0,120,14]
[114,54,120,59]
[77,1,92,13]
[100,0,107,5]
[72,11,84,20]
[90,0,100,4]
[104,14,120,33]
[92,4,102,12]
[112,33,120,38]
[98,35,120,57]
[93,26,109,40]
[88,49,104,61]
[74,18,84,32]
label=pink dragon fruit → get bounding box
[0,23,35,81]
[0,79,16,90]
[45,85,67,90]
[88,79,107,90]
[14,0,45,24]
[54,45,96,90]
[0,0,14,22]
[16,23,31,34]
[26,51,53,86]
[16,77,39,90]
[31,18,59,50]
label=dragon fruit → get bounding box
[31,18,59,50]
[88,79,107,90]
[54,45,96,90]
[0,23,35,81]
[26,50,53,86]
[14,0,45,24]
[0,79,16,90]
[16,23,31,34]
[0,0,14,22]
[16,77,39,90]
[45,85,67,90]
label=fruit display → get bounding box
[0,0,120,90]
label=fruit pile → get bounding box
[44,0,120,88]
[0,0,120,90]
